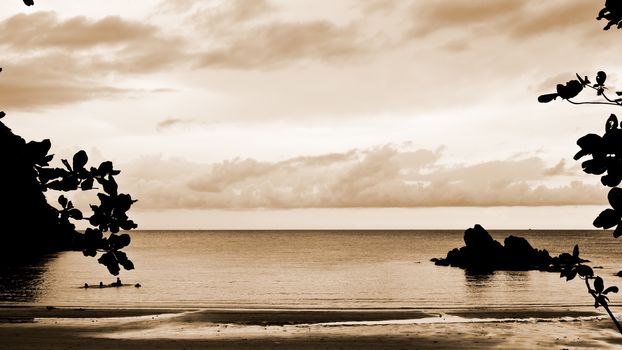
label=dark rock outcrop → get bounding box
[432,224,585,272]
[0,120,77,259]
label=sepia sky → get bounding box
[1,0,620,229]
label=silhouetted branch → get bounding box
[584,277,622,334]
[567,100,621,107]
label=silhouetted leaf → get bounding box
[582,159,607,175]
[120,220,138,230]
[573,245,580,258]
[68,208,82,220]
[0,111,5,119]
[604,286,619,294]
[115,251,134,270]
[614,225,622,238]
[608,188,622,211]
[108,234,131,250]
[593,209,621,229]
[72,150,88,171]
[574,134,603,160]
[576,265,594,278]
[606,114,619,133]
[595,276,605,293]
[566,269,577,281]
[597,71,607,85]
[102,176,118,195]
[62,159,72,172]
[602,173,622,187]
[81,177,94,190]
[98,252,120,276]
[58,195,68,208]
[576,73,586,85]
[538,93,558,103]
[556,80,583,99]
[98,161,113,175]
[82,249,97,257]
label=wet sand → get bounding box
[1,306,621,349]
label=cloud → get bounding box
[408,0,601,40]
[0,12,157,49]
[0,60,127,110]
[197,20,366,70]
[118,145,606,210]
[0,11,187,110]
[157,118,190,130]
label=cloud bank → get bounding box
[118,144,605,210]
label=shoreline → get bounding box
[1,306,621,349]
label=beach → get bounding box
[2,306,622,349]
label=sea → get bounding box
[2,230,622,310]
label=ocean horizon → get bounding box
[3,229,619,311]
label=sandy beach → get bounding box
[1,306,622,349]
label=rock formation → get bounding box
[432,224,585,272]
[0,120,78,259]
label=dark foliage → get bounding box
[538,69,622,334]
[598,0,622,30]
[0,67,137,276]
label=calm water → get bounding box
[2,230,622,309]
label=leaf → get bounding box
[572,244,579,258]
[608,188,622,211]
[58,195,68,208]
[102,176,118,195]
[601,174,622,187]
[80,177,94,191]
[576,73,586,85]
[576,265,594,278]
[582,159,607,175]
[556,80,583,99]
[97,252,120,276]
[597,71,607,85]
[62,159,72,172]
[108,234,131,250]
[606,114,619,132]
[593,209,621,229]
[614,225,622,238]
[98,161,113,175]
[68,208,83,220]
[595,276,604,293]
[82,249,97,257]
[538,93,558,103]
[604,286,619,295]
[72,150,88,171]
[115,251,135,271]
[566,269,577,281]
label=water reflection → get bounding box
[0,255,53,303]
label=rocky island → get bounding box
[432,224,585,272]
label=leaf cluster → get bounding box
[598,0,622,30]
[572,114,622,236]
[15,127,138,275]
[34,149,138,275]
[560,245,619,309]
[538,71,621,105]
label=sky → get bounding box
[1,0,620,229]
